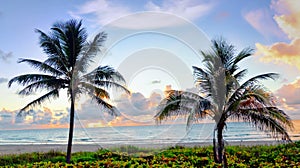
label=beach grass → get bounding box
[1,141,300,167]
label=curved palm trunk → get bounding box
[66,92,75,163]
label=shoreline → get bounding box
[0,140,288,155]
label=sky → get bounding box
[0,0,300,130]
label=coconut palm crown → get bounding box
[155,38,293,165]
[8,19,129,163]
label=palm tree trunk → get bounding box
[217,127,223,163]
[66,92,75,163]
[213,129,218,162]
[217,124,227,167]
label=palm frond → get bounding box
[228,73,278,105]
[240,73,279,88]
[80,82,110,99]
[155,90,211,123]
[86,66,126,83]
[89,93,119,116]
[156,90,191,122]
[18,58,64,76]
[228,85,271,110]
[229,108,293,141]
[233,69,248,82]
[76,32,107,73]
[266,107,293,128]
[65,20,87,67]
[233,47,253,64]
[81,66,129,94]
[35,29,69,72]
[91,80,130,95]
[193,66,212,96]
[227,84,293,140]
[229,47,253,75]
[35,29,65,58]
[211,37,235,70]
[18,78,67,95]
[8,74,58,87]
[50,27,67,44]
[19,89,59,113]
[44,56,69,74]
[51,19,87,69]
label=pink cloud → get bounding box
[271,0,300,39]
[275,79,300,119]
[256,39,300,70]
[243,8,284,38]
[255,0,300,71]
[276,79,300,105]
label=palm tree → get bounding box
[8,19,129,163]
[155,38,293,166]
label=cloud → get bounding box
[69,0,131,26]
[115,92,162,124]
[243,8,284,38]
[0,109,15,127]
[271,0,300,39]
[151,80,161,84]
[70,0,214,29]
[256,39,300,70]
[107,115,153,127]
[0,85,204,129]
[276,78,300,105]
[276,101,300,119]
[254,0,300,70]
[0,108,69,130]
[145,0,214,21]
[76,98,115,124]
[25,107,69,126]
[0,49,13,63]
[275,78,300,119]
[0,77,8,84]
[106,12,190,29]
[74,91,163,127]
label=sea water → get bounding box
[0,122,299,146]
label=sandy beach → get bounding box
[0,140,286,155]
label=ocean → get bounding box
[0,122,299,146]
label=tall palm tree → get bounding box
[8,19,129,163]
[155,38,293,166]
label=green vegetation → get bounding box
[109,145,159,157]
[1,142,300,167]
